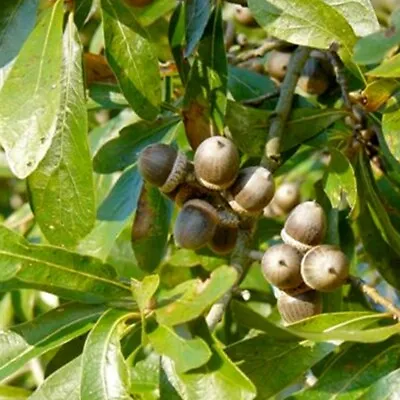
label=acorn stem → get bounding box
[261,46,311,172]
[349,275,400,320]
[248,250,263,261]
[206,228,253,330]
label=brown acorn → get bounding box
[265,50,292,81]
[194,136,240,191]
[209,225,238,255]
[174,199,219,250]
[281,201,327,253]
[234,6,258,27]
[261,244,303,289]
[297,58,331,96]
[138,143,188,193]
[301,245,350,292]
[228,166,275,215]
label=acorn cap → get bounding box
[281,201,327,252]
[229,166,275,215]
[138,144,188,193]
[261,243,303,289]
[174,199,219,250]
[297,58,330,96]
[301,245,349,292]
[194,136,240,191]
[277,290,322,324]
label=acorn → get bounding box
[297,58,330,96]
[228,166,275,215]
[194,136,240,191]
[265,50,292,81]
[261,244,303,289]
[209,225,238,255]
[277,290,322,324]
[264,182,300,217]
[281,201,327,253]
[234,6,258,27]
[138,143,188,193]
[301,245,350,292]
[174,199,219,250]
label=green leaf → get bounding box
[93,117,179,174]
[354,23,400,65]
[0,384,30,399]
[234,301,400,343]
[169,3,190,85]
[168,248,226,271]
[360,368,400,399]
[367,53,400,77]
[226,102,346,157]
[81,309,133,400]
[323,0,379,37]
[0,0,38,87]
[30,357,81,400]
[0,225,131,303]
[361,79,399,112]
[226,334,335,400]
[132,274,160,314]
[156,265,237,326]
[127,0,176,27]
[382,96,400,165]
[87,83,129,110]
[183,6,227,149]
[75,0,93,28]
[101,0,161,121]
[0,303,104,381]
[0,0,64,178]
[162,319,256,400]
[290,341,400,399]
[28,14,95,248]
[324,148,357,210]
[184,0,212,57]
[130,351,161,397]
[248,0,359,77]
[227,65,276,102]
[357,153,400,256]
[131,185,173,272]
[97,165,143,221]
[146,320,211,373]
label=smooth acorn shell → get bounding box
[234,6,258,26]
[229,166,275,215]
[282,201,327,252]
[266,50,292,81]
[273,182,300,213]
[297,58,330,96]
[174,199,219,250]
[261,244,303,289]
[301,245,349,292]
[138,144,176,187]
[209,225,238,255]
[194,136,240,190]
[277,290,322,324]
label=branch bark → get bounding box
[261,46,311,172]
[349,275,400,320]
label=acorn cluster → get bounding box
[261,201,350,324]
[138,137,275,254]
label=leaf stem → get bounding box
[261,46,311,172]
[349,275,400,320]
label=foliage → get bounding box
[1,0,400,398]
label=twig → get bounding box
[261,46,311,172]
[326,43,352,110]
[248,250,263,261]
[349,275,400,320]
[206,229,253,330]
[242,89,280,106]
